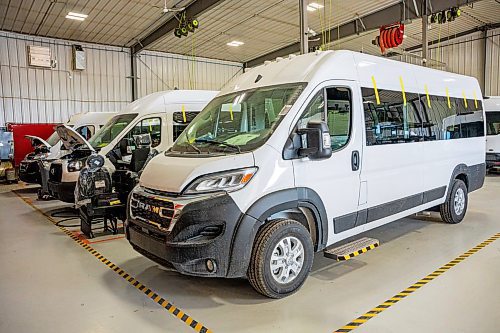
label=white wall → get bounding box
[485,28,500,97]
[0,31,132,126]
[136,50,243,98]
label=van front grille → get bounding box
[130,193,175,230]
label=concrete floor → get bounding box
[0,175,499,333]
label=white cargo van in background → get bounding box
[127,50,486,298]
[47,90,218,203]
[19,112,116,190]
[484,97,500,170]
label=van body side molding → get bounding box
[333,186,446,234]
[333,162,485,234]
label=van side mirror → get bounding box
[297,121,332,160]
[119,138,134,156]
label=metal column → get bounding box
[422,0,429,66]
[299,0,308,54]
[130,50,138,101]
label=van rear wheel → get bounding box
[440,179,468,224]
[248,219,313,298]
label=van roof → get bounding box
[122,90,219,115]
[484,97,500,112]
[223,50,480,99]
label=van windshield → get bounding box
[89,114,138,149]
[486,111,500,135]
[170,83,306,154]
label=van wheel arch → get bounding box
[227,188,328,278]
[244,188,328,251]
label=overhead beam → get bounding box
[131,0,227,54]
[245,0,480,68]
[405,22,500,52]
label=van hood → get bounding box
[56,125,94,151]
[25,135,51,149]
[139,153,255,193]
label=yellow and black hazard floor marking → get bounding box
[333,232,500,333]
[14,191,213,333]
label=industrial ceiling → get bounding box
[1,0,499,64]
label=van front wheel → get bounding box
[440,179,468,224]
[248,219,313,298]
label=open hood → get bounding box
[25,135,51,149]
[56,125,94,152]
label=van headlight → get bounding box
[184,167,258,194]
[68,160,83,172]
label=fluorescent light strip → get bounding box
[66,15,85,21]
[227,41,244,47]
[307,2,324,11]
[68,12,88,18]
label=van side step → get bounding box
[324,237,379,261]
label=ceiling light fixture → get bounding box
[307,3,324,11]
[227,41,244,47]
[65,12,88,21]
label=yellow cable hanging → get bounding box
[328,0,332,50]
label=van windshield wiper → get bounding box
[184,131,201,154]
[194,138,241,153]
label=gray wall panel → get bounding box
[136,50,243,98]
[0,31,132,126]
[0,31,245,126]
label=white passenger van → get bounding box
[484,97,500,170]
[127,50,486,298]
[19,112,115,186]
[48,90,218,203]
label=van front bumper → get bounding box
[48,181,76,203]
[19,160,41,184]
[126,190,260,278]
[486,153,500,169]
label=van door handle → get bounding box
[351,150,360,171]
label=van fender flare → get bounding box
[447,163,486,198]
[226,188,328,278]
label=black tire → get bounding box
[439,179,468,224]
[247,219,314,299]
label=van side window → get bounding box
[76,125,95,140]
[130,117,162,147]
[297,91,325,129]
[173,111,198,142]
[298,87,352,150]
[486,111,500,135]
[362,88,423,145]
[326,87,352,150]
[419,95,484,140]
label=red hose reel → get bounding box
[373,22,405,54]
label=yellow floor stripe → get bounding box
[14,191,212,333]
[333,232,500,333]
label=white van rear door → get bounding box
[292,81,362,246]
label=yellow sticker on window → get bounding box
[473,91,478,109]
[371,76,380,105]
[399,76,407,106]
[462,91,468,108]
[446,88,451,109]
[181,104,187,123]
[424,84,431,108]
